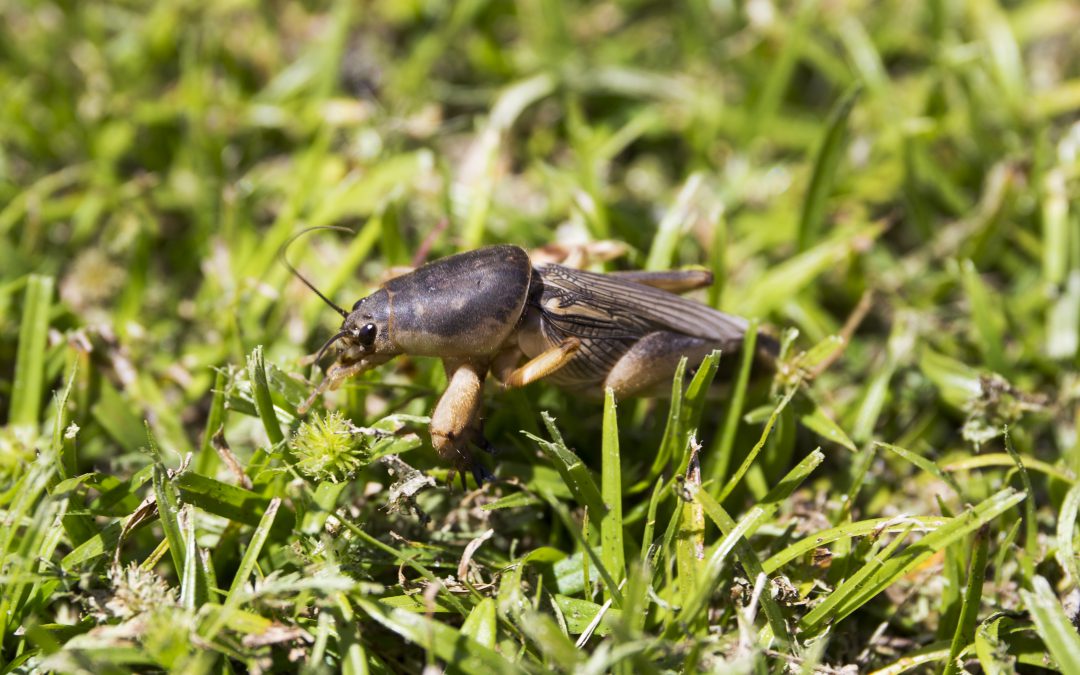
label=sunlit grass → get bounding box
[2,0,1079,672]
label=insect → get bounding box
[285,232,772,484]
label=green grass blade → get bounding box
[200,496,282,641]
[876,441,962,496]
[675,455,706,634]
[247,345,285,447]
[1003,428,1038,580]
[174,473,289,531]
[707,320,757,486]
[960,259,1007,374]
[357,599,519,674]
[748,448,825,537]
[690,484,791,647]
[10,274,54,427]
[799,488,1024,634]
[679,350,721,467]
[942,526,990,675]
[600,388,626,596]
[642,357,687,486]
[717,385,798,502]
[639,478,664,569]
[1056,482,1080,588]
[225,496,280,605]
[668,505,761,634]
[152,463,186,577]
[547,497,624,608]
[524,414,606,518]
[179,504,207,610]
[461,597,497,648]
[195,369,228,475]
[797,85,860,251]
[1020,576,1080,674]
[645,172,704,271]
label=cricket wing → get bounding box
[535,263,749,347]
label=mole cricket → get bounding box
[284,230,774,484]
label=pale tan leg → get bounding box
[491,345,525,385]
[430,358,491,484]
[608,269,714,294]
[603,331,723,398]
[502,338,582,389]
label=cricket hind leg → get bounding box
[607,269,714,294]
[602,331,734,399]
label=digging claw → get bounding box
[474,434,499,456]
[470,461,495,485]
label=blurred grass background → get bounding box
[1,0,1080,672]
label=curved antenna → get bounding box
[277,226,354,318]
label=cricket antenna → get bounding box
[278,226,352,318]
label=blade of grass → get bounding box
[356,599,519,674]
[691,483,792,648]
[876,441,962,496]
[717,384,799,502]
[675,450,706,635]
[152,463,185,577]
[677,350,722,470]
[639,358,687,489]
[247,345,285,447]
[797,85,860,251]
[546,496,624,608]
[1056,482,1080,587]
[524,414,606,518]
[199,497,282,640]
[1020,576,1080,673]
[799,488,1024,634]
[941,453,1074,483]
[639,478,664,569]
[707,320,757,486]
[10,274,54,427]
[942,526,990,675]
[179,504,207,610]
[600,388,626,596]
[195,369,228,475]
[960,259,1007,374]
[666,505,761,636]
[1003,428,1038,581]
[645,172,704,271]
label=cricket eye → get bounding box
[357,323,377,346]
[352,298,365,311]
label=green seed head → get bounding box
[291,410,371,483]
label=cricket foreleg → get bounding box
[431,359,493,485]
[298,354,392,414]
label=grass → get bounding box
[1,0,1079,672]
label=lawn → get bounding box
[2,0,1079,672]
